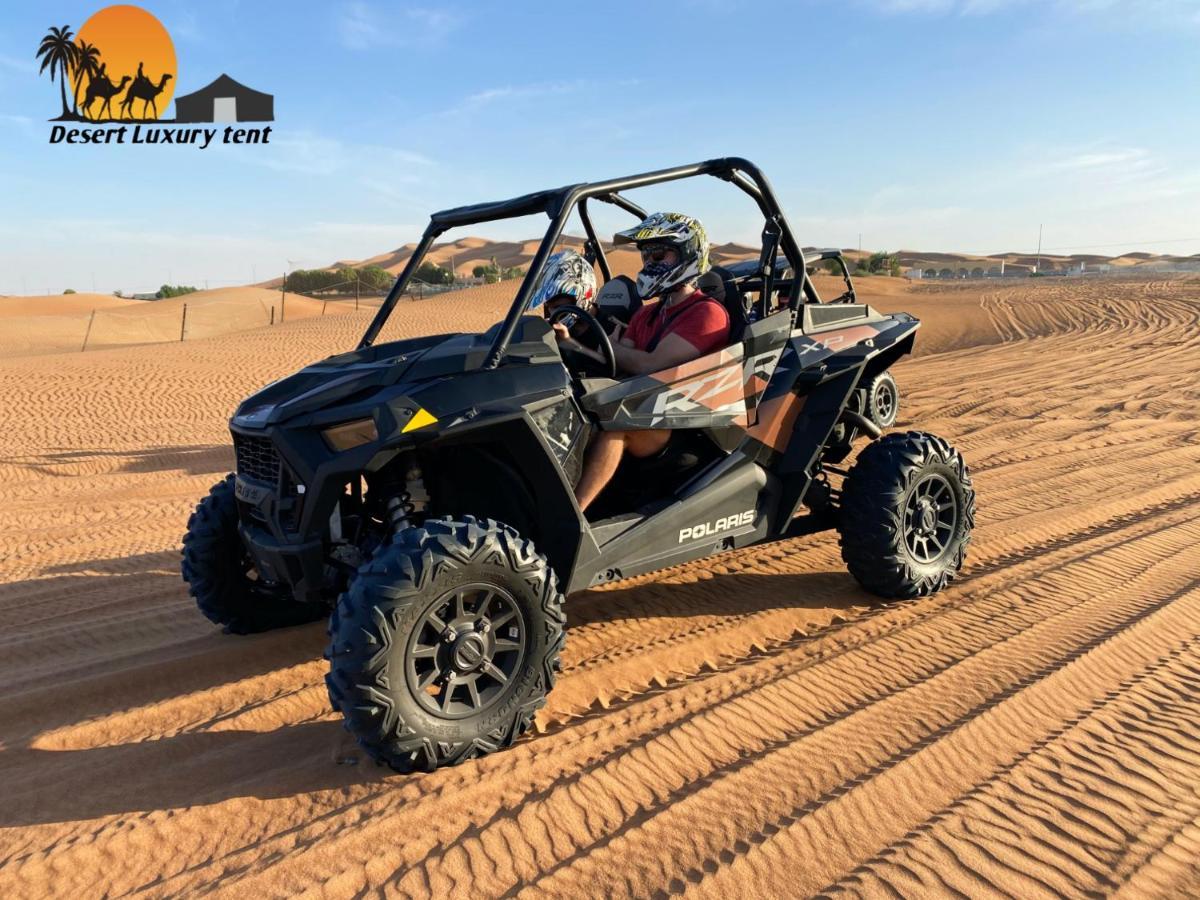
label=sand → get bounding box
[2,274,1199,898]
[0,287,354,358]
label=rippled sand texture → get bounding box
[1,275,1198,899]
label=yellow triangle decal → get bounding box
[402,407,438,433]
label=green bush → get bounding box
[157,284,199,299]
[63,288,76,294]
[414,262,454,285]
[853,251,901,277]
[472,257,523,284]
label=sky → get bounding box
[1,0,1198,294]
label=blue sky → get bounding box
[1,0,1198,294]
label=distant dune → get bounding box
[321,236,1195,283]
[0,286,352,358]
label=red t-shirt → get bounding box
[624,290,729,357]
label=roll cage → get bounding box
[359,157,825,366]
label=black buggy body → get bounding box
[183,158,975,771]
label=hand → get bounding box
[552,322,571,341]
[608,320,625,344]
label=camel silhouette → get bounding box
[119,72,173,120]
[82,74,131,121]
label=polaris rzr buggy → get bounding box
[182,157,975,772]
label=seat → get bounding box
[699,265,750,344]
[594,274,642,329]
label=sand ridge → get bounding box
[1,275,1199,897]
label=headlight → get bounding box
[322,417,378,451]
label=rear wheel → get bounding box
[838,432,975,598]
[865,371,900,429]
[181,474,328,633]
[325,516,565,772]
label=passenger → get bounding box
[574,212,729,512]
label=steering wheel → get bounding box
[549,305,617,379]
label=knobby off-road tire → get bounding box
[839,431,975,598]
[181,474,328,634]
[325,516,566,772]
[864,370,900,429]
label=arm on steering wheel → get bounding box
[549,305,617,379]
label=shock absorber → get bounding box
[384,458,429,535]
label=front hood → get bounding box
[231,317,563,431]
[233,331,462,427]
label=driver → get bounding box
[529,249,597,338]
[573,212,729,512]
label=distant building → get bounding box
[174,74,274,123]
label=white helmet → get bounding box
[528,249,596,311]
[614,212,710,299]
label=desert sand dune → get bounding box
[1,275,1199,898]
[0,286,353,358]
[0,292,139,318]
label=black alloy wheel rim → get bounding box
[405,584,526,719]
[875,381,896,424]
[903,473,958,564]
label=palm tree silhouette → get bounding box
[37,24,79,120]
[70,39,102,117]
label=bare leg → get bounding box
[575,429,671,513]
[575,431,626,513]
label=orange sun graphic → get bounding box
[74,5,177,121]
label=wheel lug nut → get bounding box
[444,628,457,642]
[478,619,490,633]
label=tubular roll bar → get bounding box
[359,158,810,363]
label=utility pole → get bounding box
[1035,224,1043,274]
[858,233,862,253]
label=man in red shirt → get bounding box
[562,212,729,513]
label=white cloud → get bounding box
[435,78,641,121]
[0,53,35,74]
[0,113,36,139]
[227,129,433,179]
[337,2,462,50]
[862,0,1200,24]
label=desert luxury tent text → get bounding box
[174,74,274,123]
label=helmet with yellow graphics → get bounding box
[614,211,710,299]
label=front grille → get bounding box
[234,433,281,484]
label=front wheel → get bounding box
[838,432,975,598]
[181,474,328,633]
[325,516,566,772]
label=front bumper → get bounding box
[238,518,327,605]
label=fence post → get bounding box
[270,306,275,326]
[355,276,360,310]
[81,309,96,352]
[322,299,327,316]
[180,302,188,341]
[281,273,286,323]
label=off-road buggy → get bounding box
[182,158,974,772]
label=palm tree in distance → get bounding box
[37,25,78,120]
[70,39,102,117]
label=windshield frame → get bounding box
[358,157,812,367]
